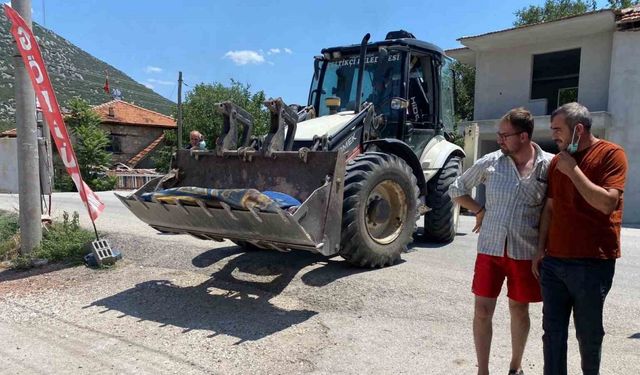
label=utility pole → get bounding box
[12,0,42,255]
[177,71,183,149]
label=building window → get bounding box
[107,133,124,154]
[531,48,580,114]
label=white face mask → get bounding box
[567,126,581,154]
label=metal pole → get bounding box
[12,0,42,255]
[177,71,183,149]
[42,115,54,190]
[354,33,371,113]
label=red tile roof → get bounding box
[126,133,166,168]
[93,100,176,128]
[0,128,17,138]
[618,5,640,25]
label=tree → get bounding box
[453,61,475,122]
[152,80,269,173]
[181,80,270,149]
[514,0,597,26]
[55,98,116,191]
[151,129,177,173]
[607,0,640,8]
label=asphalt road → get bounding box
[0,192,639,374]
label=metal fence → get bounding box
[108,172,162,190]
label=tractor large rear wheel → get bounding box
[339,152,419,268]
[423,155,462,243]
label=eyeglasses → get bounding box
[496,131,524,141]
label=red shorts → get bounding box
[472,253,542,303]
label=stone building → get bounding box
[92,99,176,169]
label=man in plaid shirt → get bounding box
[449,108,553,375]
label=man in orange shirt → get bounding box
[532,102,628,375]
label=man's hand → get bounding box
[532,250,545,279]
[556,151,577,176]
[472,208,485,233]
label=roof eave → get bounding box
[458,10,616,51]
[100,120,176,128]
[445,47,476,66]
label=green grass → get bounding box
[0,210,20,261]
[0,210,96,269]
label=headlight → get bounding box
[391,98,409,110]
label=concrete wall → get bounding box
[607,31,640,224]
[474,31,613,120]
[460,112,611,160]
[102,124,164,166]
[0,138,18,193]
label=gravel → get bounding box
[0,192,639,374]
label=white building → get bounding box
[447,7,640,224]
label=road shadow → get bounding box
[629,333,640,339]
[0,262,74,283]
[87,276,316,344]
[409,228,468,251]
[192,245,375,290]
[88,245,377,343]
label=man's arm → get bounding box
[567,168,620,215]
[453,195,483,215]
[532,198,552,279]
[453,195,485,234]
[555,151,622,215]
[448,156,490,233]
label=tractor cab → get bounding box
[306,30,456,155]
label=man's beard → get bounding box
[500,146,512,155]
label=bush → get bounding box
[152,130,177,173]
[0,210,96,268]
[0,211,20,262]
[0,210,19,242]
[36,211,95,263]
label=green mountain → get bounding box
[0,12,175,131]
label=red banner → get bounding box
[3,4,105,220]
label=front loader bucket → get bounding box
[116,149,345,256]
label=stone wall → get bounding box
[101,124,165,166]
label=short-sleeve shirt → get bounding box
[448,143,553,260]
[547,140,627,259]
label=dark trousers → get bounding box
[540,256,615,375]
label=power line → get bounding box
[45,63,171,97]
[2,69,176,105]
[39,62,177,101]
[168,83,177,101]
[44,84,176,111]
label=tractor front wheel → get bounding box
[339,152,419,268]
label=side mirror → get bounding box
[391,97,409,110]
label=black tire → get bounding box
[423,155,462,243]
[340,152,419,268]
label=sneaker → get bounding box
[508,370,524,375]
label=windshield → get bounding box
[316,52,404,117]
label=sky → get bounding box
[17,0,613,106]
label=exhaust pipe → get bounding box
[354,33,371,113]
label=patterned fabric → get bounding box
[448,143,553,260]
[141,187,301,213]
